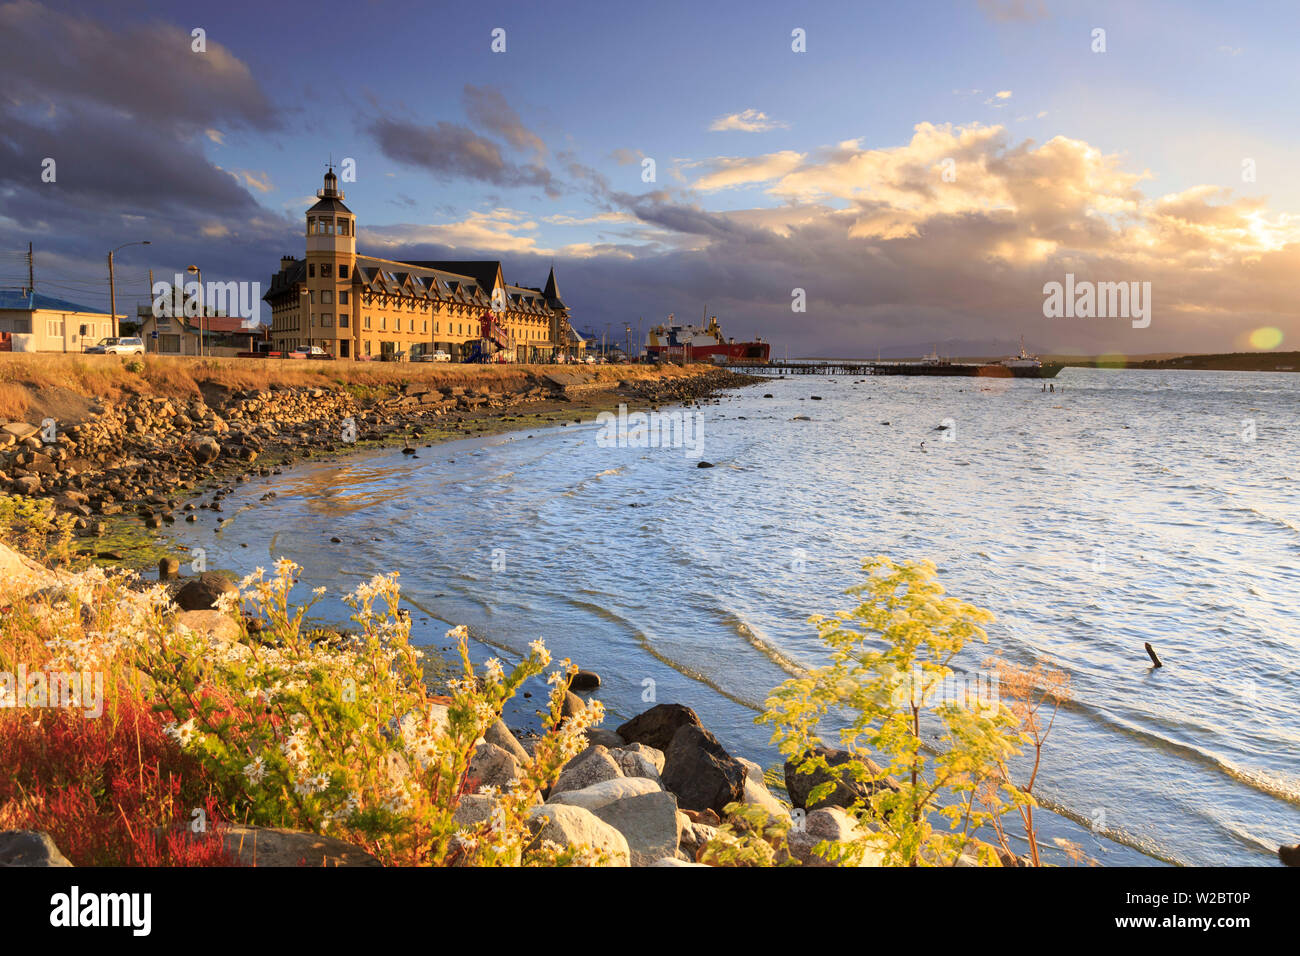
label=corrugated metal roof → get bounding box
[0,289,110,314]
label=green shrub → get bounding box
[759,555,1027,866]
[0,493,76,565]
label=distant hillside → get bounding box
[1065,351,1300,372]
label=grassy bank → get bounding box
[0,353,719,423]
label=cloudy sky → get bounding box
[1,0,1297,356]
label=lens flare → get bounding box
[1248,327,1284,350]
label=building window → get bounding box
[364,339,371,356]
[339,290,348,304]
[409,319,414,332]
[380,317,386,330]
[307,217,316,235]
[322,290,333,304]
[309,291,315,304]
[308,263,315,278]
[320,264,333,278]
[339,264,349,279]
[322,314,333,327]
[339,316,348,328]
[363,316,370,329]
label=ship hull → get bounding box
[647,342,771,363]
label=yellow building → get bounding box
[0,290,117,352]
[265,169,579,362]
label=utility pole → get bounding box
[148,268,155,353]
[109,241,150,339]
[107,252,116,338]
[26,242,33,295]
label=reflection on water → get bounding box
[174,368,1300,866]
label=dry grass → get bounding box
[0,354,715,424]
[0,383,31,421]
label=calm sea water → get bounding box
[170,367,1300,866]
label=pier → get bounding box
[733,361,880,376]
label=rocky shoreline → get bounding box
[452,700,884,867]
[0,365,758,569]
[0,528,889,868]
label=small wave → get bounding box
[1084,710,1300,807]
[719,611,811,678]
[1223,505,1300,536]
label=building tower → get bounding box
[304,167,357,358]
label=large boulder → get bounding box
[0,830,72,867]
[742,778,790,822]
[175,609,243,644]
[485,718,529,764]
[549,777,680,867]
[551,745,623,796]
[526,804,630,866]
[784,746,897,812]
[467,741,521,792]
[10,475,41,496]
[220,825,380,867]
[191,437,221,463]
[616,703,702,752]
[677,812,718,861]
[547,775,661,809]
[0,541,50,600]
[661,724,747,815]
[611,743,664,783]
[175,571,238,611]
[584,728,626,749]
[452,793,497,828]
[560,691,586,721]
[0,422,39,442]
[787,807,881,867]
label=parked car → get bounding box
[85,336,145,355]
[411,349,451,363]
[290,345,333,360]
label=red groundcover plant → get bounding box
[0,691,237,866]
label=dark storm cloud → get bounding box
[0,0,278,130]
[368,116,558,197]
[0,1,296,314]
[0,107,261,215]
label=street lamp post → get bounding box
[300,288,310,354]
[186,265,202,356]
[108,241,150,340]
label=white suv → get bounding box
[87,337,145,355]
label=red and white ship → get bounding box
[645,313,770,364]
